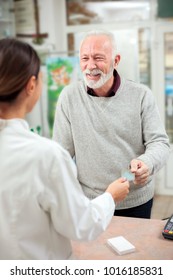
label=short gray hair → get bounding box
[79,29,117,58]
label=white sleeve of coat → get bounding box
[39,146,115,241]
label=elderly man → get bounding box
[53,30,170,219]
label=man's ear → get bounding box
[114,54,121,67]
[25,76,36,96]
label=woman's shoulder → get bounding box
[32,132,66,153]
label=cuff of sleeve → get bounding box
[93,192,116,216]
[102,192,116,211]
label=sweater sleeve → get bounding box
[137,87,170,175]
[39,145,115,241]
[52,89,75,158]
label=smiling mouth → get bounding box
[86,73,101,79]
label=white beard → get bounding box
[82,64,114,89]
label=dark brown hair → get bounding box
[0,38,40,102]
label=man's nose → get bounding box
[87,59,97,70]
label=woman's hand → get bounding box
[106,178,130,203]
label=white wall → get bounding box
[38,0,67,52]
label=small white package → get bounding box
[107,236,135,255]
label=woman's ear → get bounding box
[25,76,36,97]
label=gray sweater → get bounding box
[53,77,170,209]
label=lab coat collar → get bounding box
[0,118,29,131]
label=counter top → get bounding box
[72,216,173,259]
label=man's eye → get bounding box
[95,57,103,61]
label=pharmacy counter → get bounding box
[72,216,173,259]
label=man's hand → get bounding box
[130,159,150,185]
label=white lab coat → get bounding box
[0,118,115,259]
